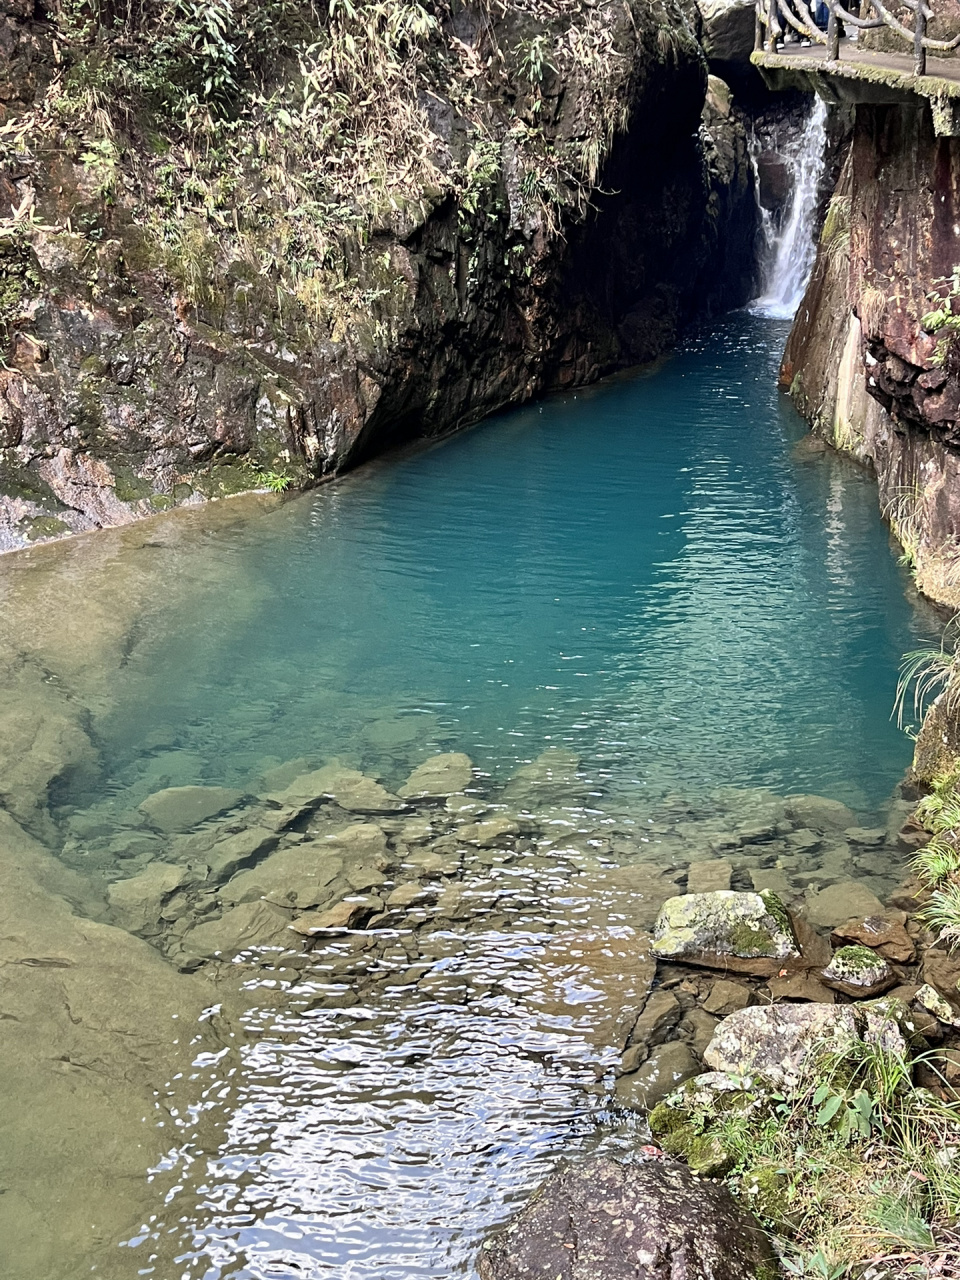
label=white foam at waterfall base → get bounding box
[750,96,829,320]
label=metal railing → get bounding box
[756,0,960,75]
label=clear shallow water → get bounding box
[3,311,941,1280]
[82,312,931,818]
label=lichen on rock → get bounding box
[821,943,896,997]
[651,888,799,974]
[476,1155,778,1280]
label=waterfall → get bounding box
[750,97,829,319]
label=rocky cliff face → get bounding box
[0,0,759,550]
[783,98,960,611]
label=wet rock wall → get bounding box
[783,98,960,614]
[0,0,760,550]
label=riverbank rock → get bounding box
[139,785,244,833]
[398,753,473,800]
[915,983,960,1029]
[922,949,960,1004]
[830,913,915,963]
[652,890,799,975]
[649,1073,750,1175]
[703,1002,911,1089]
[821,945,896,998]
[476,1156,777,1280]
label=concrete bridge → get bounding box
[752,0,960,133]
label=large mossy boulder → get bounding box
[476,1156,778,1280]
[702,1002,914,1090]
[652,890,799,976]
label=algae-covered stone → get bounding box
[821,944,895,998]
[703,1002,910,1090]
[651,889,799,975]
[139,785,244,833]
[398,752,473,800]
[476,1155,777,1280]
[649,1071,750,1174]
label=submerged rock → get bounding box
[784,794,858,832]
[703,1002,911,1090]
[276,763,404,813]
[613,1042,701,1113]
[221,842,343,910]
[290,896,382,934]
[651,889,799,975]
[821,945,896,998]
[476,1155,777,1280]
[500,748,587,809]
[178,899,293,960]
[804,880,886,929]
[686,859,733,894]
[398,752,473,800]
[107,861,195,935]
[139,785,244,833]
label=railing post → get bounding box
[827,2,839,59]
[915,0,927,75]
[755,0,763,53]
[766,0,778,50]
